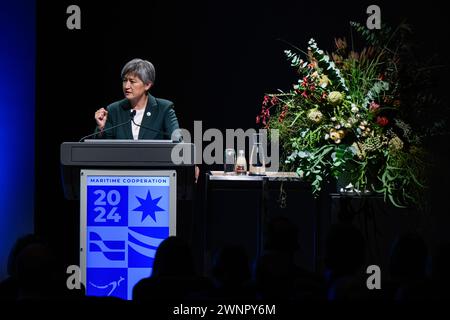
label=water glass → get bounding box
[224,148,236,174]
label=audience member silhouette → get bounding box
[324,223,372,300]
[325,223,365,281]
[0,234,42,300]
[0,233,74,301]
[254,216,325,300]
[133,236,212,301]
[431,241,450,299]
[1,221,442,303]
[389,232,431,300]
[210,244,255,299]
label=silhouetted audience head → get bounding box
[432,241,450,282]
[254,216,326,300]
[0,234,44,300]
[212,245,251,288]
[16,242,57,297]
[6,234,44,278]
[390,232,428,281]
[151,236,195,278]
[264,216,299,253]
[427,241,450,299]
[133,236,213,301]
[3,234,67,300]
[324,223,366,279]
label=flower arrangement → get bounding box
[257,22,444,209]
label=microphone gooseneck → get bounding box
[79,108,181,142]
[78,110,136,142]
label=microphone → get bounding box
[78,110,137,142]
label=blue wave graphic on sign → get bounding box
[89,232,125,261]
[128,227,169,268]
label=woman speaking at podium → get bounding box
[94,58,180,141]
[92,58,198,182]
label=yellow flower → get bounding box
[307,108,324,123]
[319,75,330,88]
[330,128,341,144]
[337,129,346,139]
[328,91,343,105]
[389,136,404,151]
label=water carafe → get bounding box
[249,133,266,176]
[224,148,236,174]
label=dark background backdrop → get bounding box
[35,0,450,270]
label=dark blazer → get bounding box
[96,94,180,140]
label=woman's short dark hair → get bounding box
[121,58,155,85]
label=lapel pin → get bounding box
[147,112,151,117]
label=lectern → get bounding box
[60,140,195,300]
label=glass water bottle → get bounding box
[224,148,236,174]
[249,133,266,175]
[235,150,247,175]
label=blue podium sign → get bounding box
[80,170,177,300]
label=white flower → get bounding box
[307,109,324,123]
[351,105,359,113]
[318,76,329,89]
[328,91,344,105]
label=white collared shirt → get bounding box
[131,108,145,140]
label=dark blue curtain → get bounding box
[0,0,35,280]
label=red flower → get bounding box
[270,96,279,105]
[376,116,389,127]
[256,116,260,124]
[301,76,309,87]
[301,91,309,98]
[278,105,288,123]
